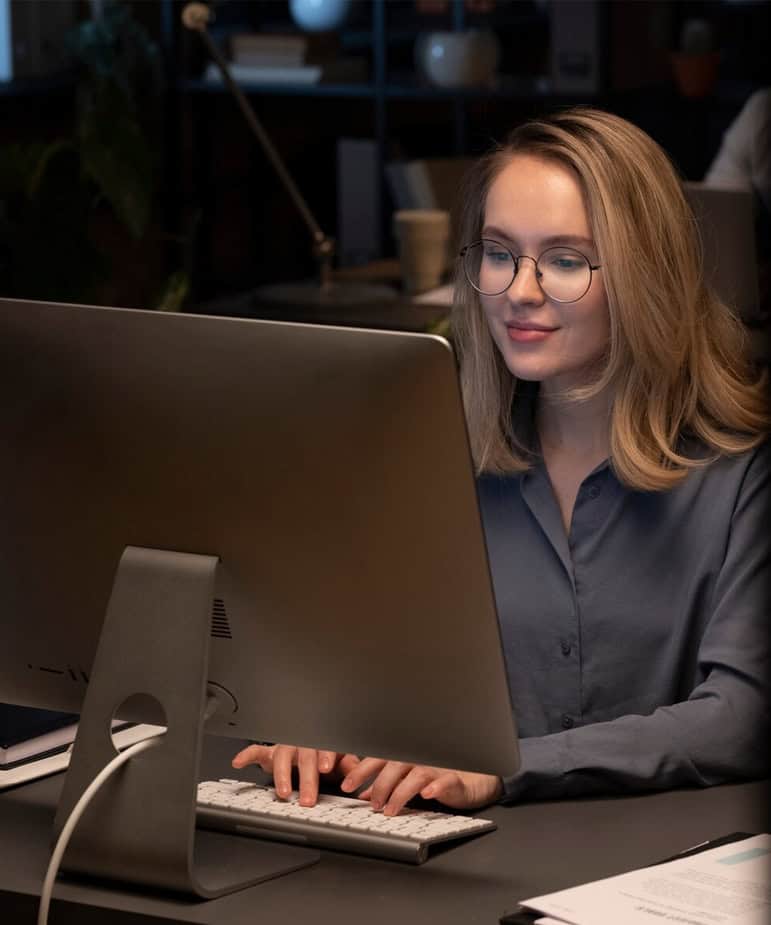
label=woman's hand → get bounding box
[340,758,503,816]
[232,744,503,815]
[231,743,361,807]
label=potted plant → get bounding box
[0,1,190,310]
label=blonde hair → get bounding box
[452,107,769,490]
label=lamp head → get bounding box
[181,2,211,32]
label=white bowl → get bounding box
[416,30,500,88]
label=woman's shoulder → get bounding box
[679,432,769,465]
[674,435,770,498]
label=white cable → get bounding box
[37,731,166,925]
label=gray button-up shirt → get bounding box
[477,440,769,802]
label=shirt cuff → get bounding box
[499,734,566,803]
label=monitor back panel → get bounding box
[0,299,519,777]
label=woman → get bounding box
[233,107,769,815]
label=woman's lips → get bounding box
[505,324,557,343]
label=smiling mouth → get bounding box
[506,322,557,332]
[505,323,558,343]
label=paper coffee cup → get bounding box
[393,209,451,295]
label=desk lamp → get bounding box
[181,2,396,307]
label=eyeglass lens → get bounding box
[463,240,592,302]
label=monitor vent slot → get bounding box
[211,599,232,639]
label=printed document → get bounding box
[520,833,770,925]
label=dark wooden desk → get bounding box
[1,737,766,924]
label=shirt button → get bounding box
[561,714,574,729]
[560,640,572,656]
[587,485,601,500]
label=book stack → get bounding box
[0,704,79,770]
[231,33,309,69]
[203,33,320,85]
[203,32,367,86]
[385,157,477,214]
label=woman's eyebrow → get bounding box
[481,227,596,250]
[480,225,516,242]
[540,234,596,249]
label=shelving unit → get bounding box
[159,0,586,296]
[155,0,765,301]
[164,0,561,157]
[0,0,766,315]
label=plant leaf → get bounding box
[78,79,152,238]
[155,270,190,312]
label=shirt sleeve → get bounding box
[500,445,770,803]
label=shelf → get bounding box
[383,75,563,100]
[178,75,596,103]
[180,78,377,99]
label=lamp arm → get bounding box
[181,3,335,281]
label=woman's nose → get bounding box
[506,256,545,305]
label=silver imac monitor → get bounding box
[0,298,519,898]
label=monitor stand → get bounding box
[53,546,319,899]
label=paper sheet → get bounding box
[521,833,770,925]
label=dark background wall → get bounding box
[1,0,768,311]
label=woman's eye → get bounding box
[484,249,511,263]
[546,253,583,271]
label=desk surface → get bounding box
[1,737,767,925]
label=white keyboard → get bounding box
[197,778,496,864]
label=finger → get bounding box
[382,766,439,816]
[422,772,503,808]
[337,753,361,777]
[340,756,387,793]
[369,762,413,812]
[317,750,337,774]
[358,786,372,801]
[231,743,273,770]
[297,747,320,806]
[419,771,465,805]
[272,745,297,799]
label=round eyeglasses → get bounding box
[460,239,602,303]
